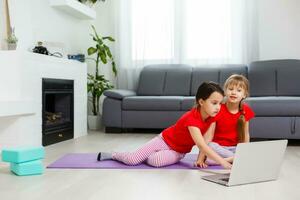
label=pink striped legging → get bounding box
[112,134,185,167]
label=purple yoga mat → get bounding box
[47,153,223,170]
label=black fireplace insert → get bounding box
[42,78,74,146]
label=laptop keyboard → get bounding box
[220,178,229,182]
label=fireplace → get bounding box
[42,78,74,146]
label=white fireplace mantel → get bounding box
[0,101,35,117]
[0,50,87,149]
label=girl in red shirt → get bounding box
[196,74,255,167]
[98,82,232,169]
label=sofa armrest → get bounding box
[104,89,137,100]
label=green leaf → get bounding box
[97,38,103,45]
[100,52,107,64]
[91,25,101,40]
[103,45,112,58]
[103,36,115,42]
[87,47,97,55]
[112,61,117,76]
[99,45,105,53]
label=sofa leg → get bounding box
[105,127,122,133]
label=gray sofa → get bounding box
[246,60,300,139]
[103,60,300,139]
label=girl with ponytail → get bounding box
[196,74,255,168]
[98,82,232,169]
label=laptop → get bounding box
[202,140,287,186]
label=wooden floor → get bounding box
[0,130,300,200]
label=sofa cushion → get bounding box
[218,64,248,86]
[122,96,183,111]
[246,96,300,116]
[249,60,300,97]
[277,60,300,96]
[248,61,276,96]
[163,65,192,96]
[181,97,195,111]
[191,67,219,96]
[137,65,166,96]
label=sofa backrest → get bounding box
[137,65,166,96]
[137,64,193,96]
[249,59,300,96]
[191,64,248,95]
[137,64,248,96]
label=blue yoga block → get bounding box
[10,160,44,176]
[2,146,45,163]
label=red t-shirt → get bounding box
[162,108,215,153]
[213,103,255,146]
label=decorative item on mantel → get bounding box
[6,27,18,50]
[32,41,49,55]
[32,41,63,58]
[68,54,85,62]
[87,25,117,130]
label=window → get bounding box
[131,0,174,60]
[131,0,233,62]
[185,0,232,60]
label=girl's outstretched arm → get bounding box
[203,122,216,143]
[244,122,250,143]
[195,123,216,168]
[188,126,232,169]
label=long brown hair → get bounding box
[224,74,249,143]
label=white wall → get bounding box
[258,0,300,60]
[8,0,93,55]
[7,0,115,77]
[6,0,117,114]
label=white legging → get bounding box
[112,134,185,167]
[208,142,236,158]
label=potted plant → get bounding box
[6,27,18,50]
[87,25,117,130]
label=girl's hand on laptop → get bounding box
[221,161,232,170]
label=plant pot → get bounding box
[88,115,102,130]
[7,43,17,50]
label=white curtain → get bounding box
[113,0,259,90]
[0,0,6,49]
